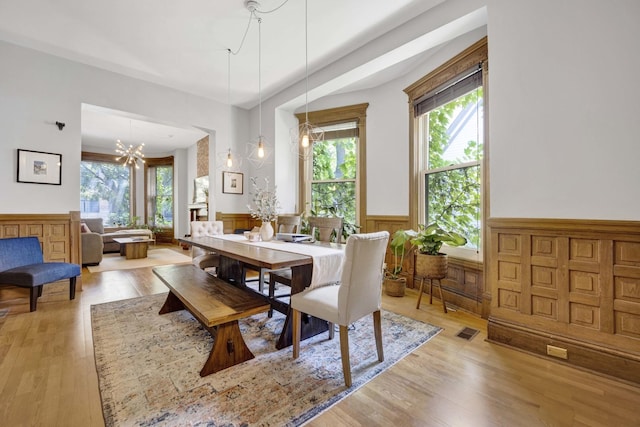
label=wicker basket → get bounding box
[384,277,407,297]
[415,253,448,279]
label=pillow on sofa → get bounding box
[80,223,91,233]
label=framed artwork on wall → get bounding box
[194,175,209,203]
[17,149,62,185]
[222,171,243,194]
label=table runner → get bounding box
[215,234,344,287]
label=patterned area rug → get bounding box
[86,248,192,273]
[91,293,442,426]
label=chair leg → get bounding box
[69,277,76,300]
[292,309,301,359]
[373,310,384,363]
[29,287,39,312]
[339,325,352,387]
[328,322,335,340]
[267,276,275,318]
[37,286,43,297]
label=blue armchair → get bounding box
[0,237,81,312]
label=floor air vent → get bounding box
[456,327,479,341]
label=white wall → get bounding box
[0,41,252,235]
[487,0,640,220]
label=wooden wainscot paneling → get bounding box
[215,212,261,235]
[0,212,82,292]
[486,218,640,385]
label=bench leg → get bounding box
[200,320,255,376]
[69,277,76,300]
[159,291,185,314]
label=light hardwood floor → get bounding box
[0,246,639,426]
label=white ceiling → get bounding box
[0,0,482,153]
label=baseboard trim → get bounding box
[487,317,640,385]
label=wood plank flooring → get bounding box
[0,245,639,426]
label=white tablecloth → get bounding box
[215,234,344,287]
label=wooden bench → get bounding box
[152,264,270,376]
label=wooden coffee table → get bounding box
[113,237,154,259]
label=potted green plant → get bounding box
[411,223,467,279]
[383,229,417,297]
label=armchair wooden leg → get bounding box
[292,309,301,359]
[29,287,39,312]
[69,277,76,300]
[373,310,384,363]
[339,325,352,387]
[328,322,335,340]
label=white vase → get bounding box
[260,221,274,241]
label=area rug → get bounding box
[86,248,192,273]
[91,293,442,426]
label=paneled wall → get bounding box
[0,211,82,290]
[487,218,640,384]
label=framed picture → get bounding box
[194,175,209,203]
[17,149,62,185]
[222,171,243,194]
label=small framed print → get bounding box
[222,171,243,194]
[17,149,62,185]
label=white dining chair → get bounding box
[291,230,390,387]
[190,221,223,271]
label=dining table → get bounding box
[179,234,345,349]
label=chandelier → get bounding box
[115,139,145,169]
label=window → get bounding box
[405,37,487,258]
[309,122,357,226]
[296,104,368,236]
[418,69,483,249]
[80,152,132,226]
[146,157,174,230]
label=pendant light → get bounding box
[256,16,266,159]
[291,0,323,158]
[246,6,270,169]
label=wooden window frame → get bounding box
[295,103,368,232]
[404,37,488,258]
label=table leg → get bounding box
[275,264,329,349]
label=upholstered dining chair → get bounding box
[291,231,390,387]
[190,221,223,271]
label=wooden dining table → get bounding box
[179,235,344,349]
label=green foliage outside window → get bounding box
[152,165,173,228]
[80,161,131,226]
[424,88,483,249]
[310,137,357,233]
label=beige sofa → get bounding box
[82,218,153,254]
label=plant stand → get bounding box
[415,277,447,313]
[414,253,448,313]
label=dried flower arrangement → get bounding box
[247,177,280,222]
